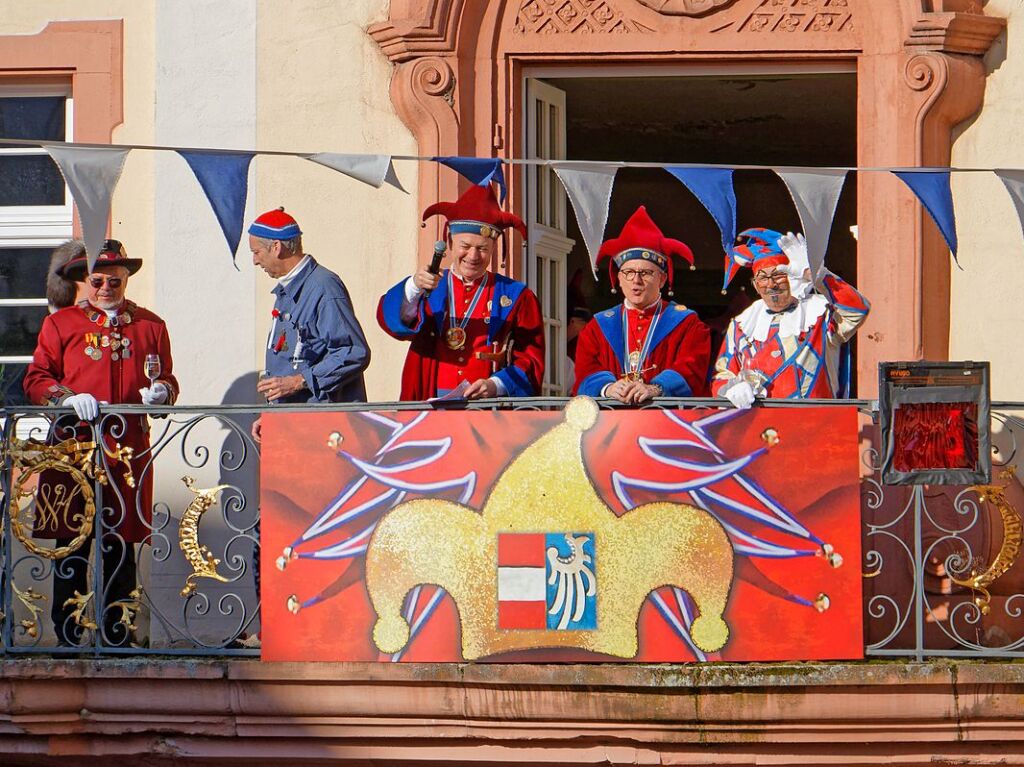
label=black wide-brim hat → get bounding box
[59,239,143,281]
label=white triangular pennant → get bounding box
[46,146,131,271]
[307,152,406,192]
[996,169,1024,244]
[776,169,848,280]
[553,163,619,274]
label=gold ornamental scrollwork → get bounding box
[9,438,99,560]
[7,436,137,560]
[63,589,99,632]
[950,469,1023,615]
[178,476,232,597]
[12,585,47,638]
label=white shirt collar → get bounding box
[623,297,661,312]
[276,255,311,290]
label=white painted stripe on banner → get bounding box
[497,567,546,602]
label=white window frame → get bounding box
[0,83,74,368]
[523,78,573,396]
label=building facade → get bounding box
[3,1,1024,764]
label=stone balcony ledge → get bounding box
[3,659,1024,765]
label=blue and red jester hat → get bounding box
[422,184,527,267]
[596,206,695,296]
[721,227,791,293]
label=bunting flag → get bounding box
[307,153,406,192]
[435,156,507,203]
[178,151,255,262]
[776,169,848,281]
[996,170,1024,244]
[666,167,737,250]
[46,146,131,271]
[893,169,958,262]
[553,163,619,274]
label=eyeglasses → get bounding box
[619,268,659,283]
[752,271,789,287]
[87,275,124,289]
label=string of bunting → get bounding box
[7,136,1024,276]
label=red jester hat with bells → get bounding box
[422,183,527,269]
[596,206,695,296]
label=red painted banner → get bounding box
[260,400,863,662]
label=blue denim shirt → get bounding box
[265,257,369,403]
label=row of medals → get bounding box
[84,331,132,361]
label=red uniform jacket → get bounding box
[23,300,179,543]
[377,271,545,400]
[573,300,711,398]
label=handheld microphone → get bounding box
[424,240,446,298]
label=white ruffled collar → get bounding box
[737,292,829,343]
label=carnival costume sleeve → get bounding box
[491,286,545,398]
[572,319,617,397]
[647,312,711,397]
[817,269,870,343]
[23,314,74,405]
[711,318,743,397]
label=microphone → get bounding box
[424,240,446,298]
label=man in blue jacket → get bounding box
[249,207,370,442]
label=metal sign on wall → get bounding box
[879,361,992,486]
[260,398,863,663]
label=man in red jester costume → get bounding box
[377,183,545,400]
[573,206,711,404]
[712,228,870,407]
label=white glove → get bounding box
[779,231,809,275]
[779,231,814,298]
[723,380,756,410]
[139,382,169,405]
[64,392,99,421]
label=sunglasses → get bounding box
[87,275,124,289]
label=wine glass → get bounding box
[144,354,161,386]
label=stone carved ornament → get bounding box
[634,0,739,14]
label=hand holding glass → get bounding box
[144,354,161,386]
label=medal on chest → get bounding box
[445,326,467,351]
[446,271,489,351]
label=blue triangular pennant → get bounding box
[434,156,507,203]
[665,167,737,250]
[893,170,958,261]
[178,150,255,262]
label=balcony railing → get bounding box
[2,398,1022,660]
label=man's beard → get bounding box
[764,290,793,309]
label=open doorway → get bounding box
[524,69,858,394]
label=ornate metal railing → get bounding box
[1,398,1022,660]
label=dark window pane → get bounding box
[0,96,65,142]
[0,305,48,356]
[0,155,65,205]
[0,247,50,299]
[0,362,29,406]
